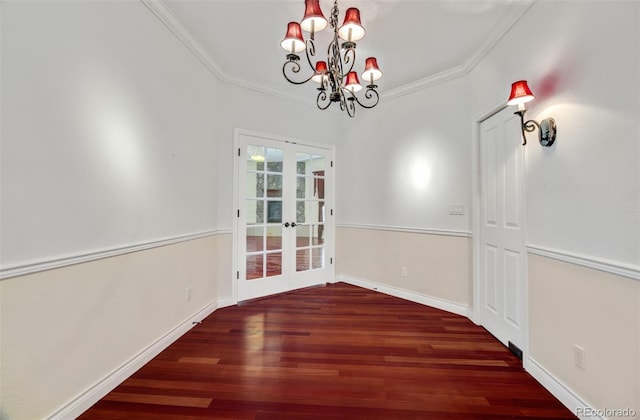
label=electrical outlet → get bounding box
[186,287,192,302]
[401,266,408,278]
[574,345,585,371]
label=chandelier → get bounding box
[280,0,383,117]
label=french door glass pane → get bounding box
[246,254,263,280]
[266,252,282,277]
[246,145,284,282]
[266,226,282,250]
[292,152,326,273]
[246,173,264,198]
[312,248,324,269]
[296,224,310,247]
[246,199,263,224]
[296,249,309,272]
[267,200,282,223]
[246,227,263,252]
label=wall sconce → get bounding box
[507,80,556,147]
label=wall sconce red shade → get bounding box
[301,0,328,33]
[506,80,557,147]
[344,71,362,93]
[311,61,328,83]
[361,57,383,83]
[507,80,535,106]
[338,8,365,42]
[281,22,306,53]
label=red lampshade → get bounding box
[312,61,328,83]
[361,57,382,83]
[338,8,365,42]
[301,0,328,33]
[280,22,306,53]
[507,80,535,106]
[344,71,362,93]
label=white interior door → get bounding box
[234,131,334,302]
[477,107,527,355]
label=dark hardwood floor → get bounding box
[80,282,575,419]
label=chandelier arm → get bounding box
[345,98,356,117]
[340,47,356,77]
[351,87,380,109]
[304,38,317,72]
[282,60,315,85]
[340,90,356,117]
[317,90,332,110]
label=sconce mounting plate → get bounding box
[539,118,556,147]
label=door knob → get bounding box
[291,222,297,227]
[283,222,290,227]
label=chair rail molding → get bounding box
[0,229,231,280]
[527,244,640,281]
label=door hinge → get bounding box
[236,271,239,279]
[237,209,240,217]
[330,209,333,216]
[330,257,333,264]
[331,160,334,168]
[238,148,241,157]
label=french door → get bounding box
[477,106,527,355]
[234,130,334,302]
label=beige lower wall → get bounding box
[529,254,639,418]
[3,228,636,419]
[335,227,472,308]
[0,233,233,420]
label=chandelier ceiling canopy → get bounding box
[280,0,383,117]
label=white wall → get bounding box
[0,1,232,418]
[336,77,472,233]
[0,2,342,418]
[1,0,638,418]
[1,0,221,268]
[468,1,640,416]
[214,83,341,229]
[333,77,474,313]
[335,1,640,416]
[469,0,640,267]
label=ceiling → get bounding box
[156,0,532,102]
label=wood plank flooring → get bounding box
[80,283,575,419]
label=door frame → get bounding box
[232,128,336,304]
[471,103,529,359]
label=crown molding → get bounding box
[141,0,225,80]
[384,1,533,101]
[141,0,318,108]
[142,0,533,104]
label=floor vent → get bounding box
[508,341,523,360]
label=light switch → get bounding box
[449,204,465,215]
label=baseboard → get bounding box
[525,356,602,420]
[333,274,472,319]
[48,296,234,420]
